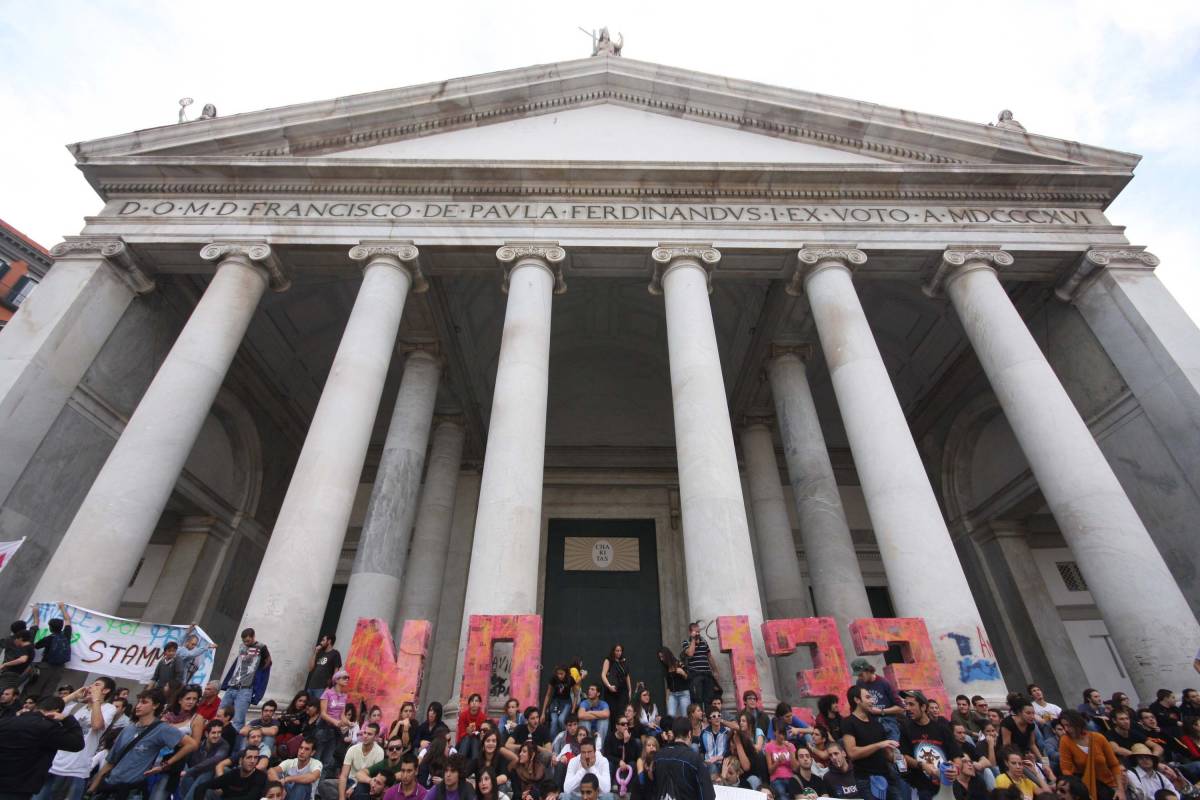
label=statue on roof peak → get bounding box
[990,109,1026,132]
[593,27,623,56]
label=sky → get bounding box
[2,0,1198,320]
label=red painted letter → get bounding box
[849,618,949,716]
[761,617,850,713]
[459,615,543,712]
[345,618,431,713]
[717,616,759,709]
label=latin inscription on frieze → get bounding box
[110,199,1100,226]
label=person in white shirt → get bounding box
[1026,684,1062,727]
[32,677,117,800]
[563,737,611,800]
[270,738,324,800]
[334,723,384,800]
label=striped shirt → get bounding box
[682,637,712,675]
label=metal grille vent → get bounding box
[1056,561,1088,592]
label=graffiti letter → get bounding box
[345,618,432,712]
[849,618,949,716]
[459,615,542,712]
[716,616,759,709]
[762,617,850,714]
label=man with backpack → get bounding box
[25,603,74,702]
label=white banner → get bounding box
[0,538,24,574]
[24,602,217,685]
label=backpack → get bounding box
[44,632,72,665]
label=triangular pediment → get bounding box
[328,103,890,163]
[70,55,1139,205]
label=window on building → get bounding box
[0,257,10,282]
[6,275,36,308]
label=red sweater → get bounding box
[197,694,221,721]
[457,708,489,742]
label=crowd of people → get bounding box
[3,619,1200,800]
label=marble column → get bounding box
[975,521,1090,703]
[740,418,811,703]
[395,416,466,639]
[335,348,442,647]
[456,243,563,635]
[238,242,424,695]
[651,243,778,703]
[930,246,1200,698]
[29,242,283,613]
[766,347,873,657]
[0,238,150,510]
[793,245,1005,700]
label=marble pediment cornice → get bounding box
[81,158,1126,206]
[69,56,1140,173]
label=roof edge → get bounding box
[67,56,1141,173]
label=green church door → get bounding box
[542,519,665,711]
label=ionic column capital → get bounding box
[787,245,867,295]
[767,342,816,365]
[349,241,427,293]
[50,237,155,295]
[649,243,721,295]
[200,241,291,292]
[1055,246,1160,302]
[496,241,567,294]
[739,413,776,433]
[431,413,466,431]
[399,341,446,371]
[923,246,1014,298]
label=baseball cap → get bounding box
[850,658,875,673]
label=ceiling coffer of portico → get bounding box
[69,56,1140,174]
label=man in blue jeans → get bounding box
[222,629,271,739]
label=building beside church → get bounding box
[0,220,50,330]
[2,49,1198,709]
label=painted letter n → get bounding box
[345,618,431,711]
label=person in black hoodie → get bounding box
[0,696,85,800]
[651,717,714,800]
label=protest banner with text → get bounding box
[24,602,216,684]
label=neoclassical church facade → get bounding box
[2,51,1197,708]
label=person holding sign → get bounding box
[26,603,73,702]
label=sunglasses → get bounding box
[387,746,404,752]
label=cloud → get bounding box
[1,0,1197,321]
